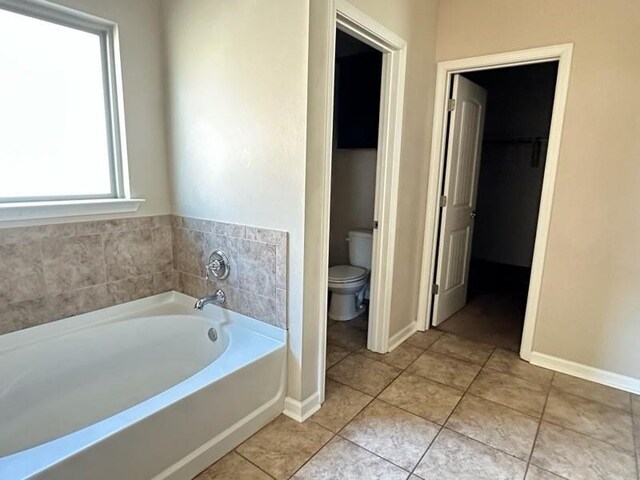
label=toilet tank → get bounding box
[348,229,373,269]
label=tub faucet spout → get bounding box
[194,289,226,310]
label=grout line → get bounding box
[233,450,277,479]
[337,435,412,474]
[407,348,489,477]
[524,371,554,478]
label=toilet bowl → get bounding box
[328,265,369,321]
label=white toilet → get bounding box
[328,229,373,321]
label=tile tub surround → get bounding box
[195,328,640,479]
[172,215,288,329]
[0,216,174,335]
[0,214,288,334]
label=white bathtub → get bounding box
[0,292,286,480]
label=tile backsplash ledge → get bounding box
[0,215,288,335]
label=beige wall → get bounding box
[436,0,640,379]
[329,149,377,266]
[160,0,310,400]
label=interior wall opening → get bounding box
[326,29,382,366]
[432,61,559,352]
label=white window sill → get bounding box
[0,198,146,222]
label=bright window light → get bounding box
[0,3,122,202]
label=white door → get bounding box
[432,75,487,326]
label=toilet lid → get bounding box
[328,265,367,283]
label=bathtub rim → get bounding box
[0,291,286,352]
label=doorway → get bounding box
[435,62,558,351]
[417,44,573,361]
[307,2,407,415]
[326,30,381,356]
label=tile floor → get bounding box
[195,319,640,479]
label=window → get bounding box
[0,0,126,204]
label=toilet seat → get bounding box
[328,265,367,284]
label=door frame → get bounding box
[316,0,407,401]
[416,44,573,361]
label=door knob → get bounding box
[470,211,477,219]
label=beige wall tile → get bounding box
[173,228,206,276]
[237,239,276,297]
[107,275,155,305]
[45,285,110,321]
[42,235,105,295]
[0,241,44,306]
[0,298,48,334]
[153,270,176,294]
[0,223,76,246]
[151,226,173,272]
[104,229,155,281]
[210,221,246,238]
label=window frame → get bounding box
[0,0,129,204]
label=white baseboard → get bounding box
[388,321,418,352]
[283,392,321,422]
[530,351,640,395]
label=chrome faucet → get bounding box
[194,289,226,310]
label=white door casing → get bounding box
[432,75,487,326]
[416,44,573,362]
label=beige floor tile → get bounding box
[327,353,401,396]
[485,349,553,386]
[525,465,566,480]
[358,342,424,369]
[340,399,439,470]
[469,368,549,417]
[552,373,631,411]
[407,350,481,391]
[414,428,527,480]
[325,343,350,369]
[531,422,637,480]
[378,372,462,425]
[405,329,444,349]
[291,437,408,479]
[326,320,367,351]
[543,388,634,453]
[310,379,373,433]
[446,394,539,460]
[429,334,494,365]
[236,415,333,479]
[195,451,272,479]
